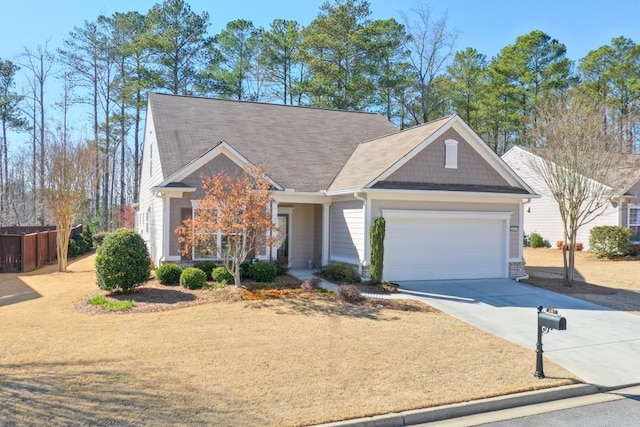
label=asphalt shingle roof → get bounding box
[327,116,454,192]
[149,92,398,192]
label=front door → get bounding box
[277,214,289,265]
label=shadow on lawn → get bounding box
[0,360,267,426]
[248,297,396,321]
[525,266,640,312]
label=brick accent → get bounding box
[509,261,526,279]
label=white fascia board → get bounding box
[272,191,329,204]
[364,188,540,203]
[381,209,513,221]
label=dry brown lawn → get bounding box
[0,254,576,426]
[524,247,640,315]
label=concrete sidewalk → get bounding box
[397,279,640,389]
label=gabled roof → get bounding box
[328,115,534,194]
[148,92,398,192]
[515,147,640,196]
[328,116,454,193]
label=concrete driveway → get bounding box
[398,279,640,389]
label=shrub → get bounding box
[93,231,108,247]
[370,217,385,284]
[275,262,289,276]
[155,263,182,285]
[239,262,251,279]
[95,228,150,293]
[301,278,321,291]
[336,284,363,304]
[589,226,634,259]
[528,232,545,248]
[88,295,107,306]
[321,263,361,283]
[193,261,218,280]
[82,228,93,249]
[180,267,207,289]
[68,239,79,257]
[212,266,234,284]
[248,262,277,283]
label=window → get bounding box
[191,204,243,260]
[444,139,458,169]
[630,206,640,243]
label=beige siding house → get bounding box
[502,146,640,249]
[138,93,536,282]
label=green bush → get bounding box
[528,232,545,248]
[212,266,234,284]
[155,263,182,285]
[82,228,93,249]
[95,228,150,292]
[321,263,361,283]
[248,262,277,283]
[369,217,385,284]
[589,226,634,258]
[275,262,289,276]
[180,267,207,289]
[239,262,251,279]
[193,261,218,280]
[68,239,79,257]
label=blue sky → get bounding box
[2,0,638,62]
[1,0,639,147]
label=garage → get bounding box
[382,210,511,281]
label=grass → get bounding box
[87,295,135,312]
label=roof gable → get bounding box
[328,115,534,194]
[148,92,397,192]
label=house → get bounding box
[137,92,536,282]
[502,146,640,248]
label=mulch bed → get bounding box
[78,274,432,314]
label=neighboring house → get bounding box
[502,146,640,249]
[138,92,536,282]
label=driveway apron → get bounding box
[398,279,640,388]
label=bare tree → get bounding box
[528,90,617,285]
[20,43,56,223]
[400,3,457,124]
[43,137,95,272]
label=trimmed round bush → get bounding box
[155,263,182,285]
[212,266,234,284]
[248,262,277,283]
[180,267,207,289]
[95,228,150,292]
[193,261,218,280]
[239,262,251,279]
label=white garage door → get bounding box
[383,210,510,281]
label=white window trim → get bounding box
[444,139,458,169]
[629,204,640,243]
[190,200,236,261]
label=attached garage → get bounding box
[382,210,511,281]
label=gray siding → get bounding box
[287,204,316,269]
[169,198,193,257]
[182,154,244,198]
[330,200,364,263]
[387,129,510,186]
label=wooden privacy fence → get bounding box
[0,225,83,273]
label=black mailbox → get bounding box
[535,306,567,379]
[538,311,567,330]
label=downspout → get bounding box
[515,198,532,282]
[354,192,368,277]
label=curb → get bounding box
[314,383,599,427]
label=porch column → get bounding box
[268,200,279,261]
[321,202,331,267]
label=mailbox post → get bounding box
[535,306,567,379]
